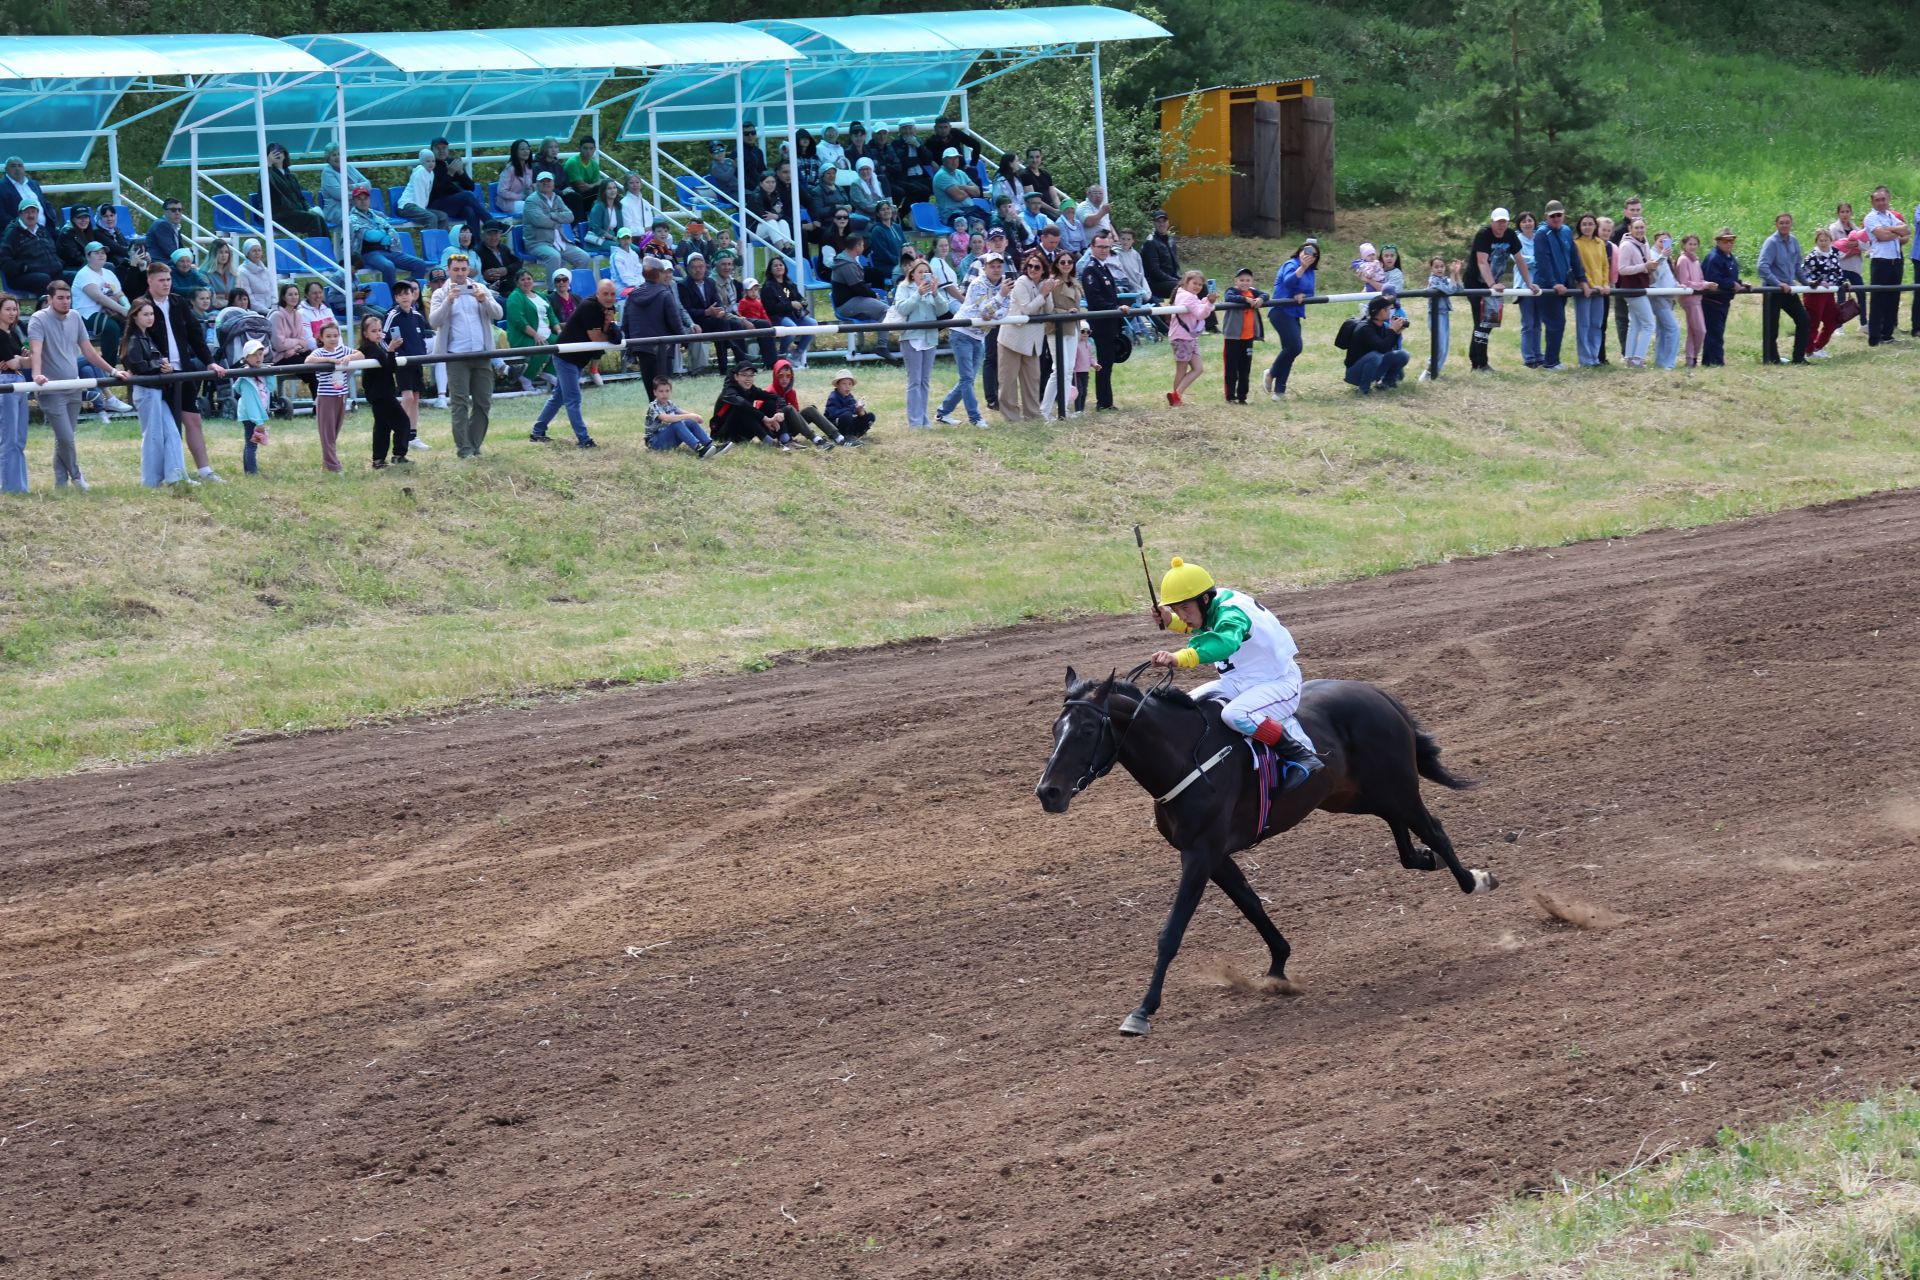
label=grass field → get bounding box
[3,245,1916,780]
[1228,1090,1920,1280]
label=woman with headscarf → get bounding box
[237,238,278,315]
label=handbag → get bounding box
[1835,296,1861,325]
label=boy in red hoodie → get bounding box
[769,358,858,447]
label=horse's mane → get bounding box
[1064,675,1206,711]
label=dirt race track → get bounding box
[5,493,1920,1280]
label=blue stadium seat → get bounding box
[801,258,833,292]
[367,187,389,214]
[509,226,526,257]
[273,239,309,272]
[908,202,943,233]
[303,236,341,269]
[569,267,595,297]
[212,194,261,233]
[363,281,393,314]
[421,228,450,260]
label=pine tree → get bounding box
[1419,0,1644,214]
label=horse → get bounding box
[1034,666,1496,1036]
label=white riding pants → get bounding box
[1190,671,1302,737]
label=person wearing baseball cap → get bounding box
[1699,225,1749,366]
[933,145,983,222]
[1526,200,1581,370]
[887,119,933,205]
[1465,205,1538,373]
[609,227,644,295]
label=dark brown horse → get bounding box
[1034,667,1495,1035]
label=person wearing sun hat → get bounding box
[1699,225,1749,367]
[824,371,874,441]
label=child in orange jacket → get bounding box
[1220,267,1268,404]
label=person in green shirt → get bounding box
[562,135,603,229]
[503,269,554,390]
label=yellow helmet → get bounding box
[1159,556,1215,605]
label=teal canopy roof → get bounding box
[0,10,1170,168]
[0,34,327,169]
[625,6,1170,142]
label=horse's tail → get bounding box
[1378,688,1481,791]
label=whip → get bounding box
[1134,524,1164,629]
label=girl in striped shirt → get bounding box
[307,319,354,473]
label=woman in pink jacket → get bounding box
[1671,234,1710,367]
[1167,268,1216,406]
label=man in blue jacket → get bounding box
[1527,200,1584,370]
[1756,212,1809,365]
[1700,227,1750,367]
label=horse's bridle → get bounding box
[1054,663,1163,796]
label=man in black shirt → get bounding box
[1078,228,1127,410]
[530,277,621,447]
[1018,146,1062,215]
[677,254,745,375]
[887,123,934,205]
[1141,210,1181,301]
[475,221,522,297]
[1465,207,1537,371]
[1345,296,1411,393]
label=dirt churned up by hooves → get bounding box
[4,492,1920,1280]
[1531,887,1631,930]
[1201,959,1307,998]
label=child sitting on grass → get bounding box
[769,358,855,447]
[645,375,727,458]
[824,373,874,441]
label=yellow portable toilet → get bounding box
[1159,78,1334,237]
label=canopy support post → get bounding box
[649,110,661,221]
[735,72,750,278]
[785,65,805,286]
[106,130,121,207]
[334,73,353,345]
[189,128,201,245]
[253,88,274,261]
[1091,45,1109,197]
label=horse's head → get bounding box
[1035,666,1133,814]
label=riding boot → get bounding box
[1252,718,1323,784]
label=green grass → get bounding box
[2,265,1918,780]
[1225,1089,1920,1279]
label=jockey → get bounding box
[1149,557,1324,784]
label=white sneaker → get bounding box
[431,397,449,410]
[1808,349,1831,360]
[411,439,431,450]
[74,475,90,491]
[181,475,201,487]
[1417,369,1430,382]
[199,468,226,484]
[101,394,132,414]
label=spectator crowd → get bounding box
[4,123,1917,490]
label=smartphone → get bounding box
[1204,278,1217,294]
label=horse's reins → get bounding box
[1059,663,1233,805]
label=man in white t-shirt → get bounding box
[1861,184,1909,345]
[1076,184,1113,237]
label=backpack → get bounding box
[1333,317,1357,350]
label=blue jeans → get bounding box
[903,343,936,426]
[1345,347,1409,392]
[0,378,27,493]
[429,190,488,237]
[1623,295,1654,363]
[775,314,814,363]
[361,248,433,288]
[1537,292,1569,366]
[1651,298,1680,369]
[531,358,591,443]
[1574,293,1606,365]
[1266,311,1303,392]
[938,332,984,422]
[647,419,711,451]
[1518,295,1542,366]
[1428,309,1451,376]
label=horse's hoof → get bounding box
[1118,1012,1151,1037]
[1470,868,1499,894]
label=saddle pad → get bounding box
[1245,728,1314,840]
